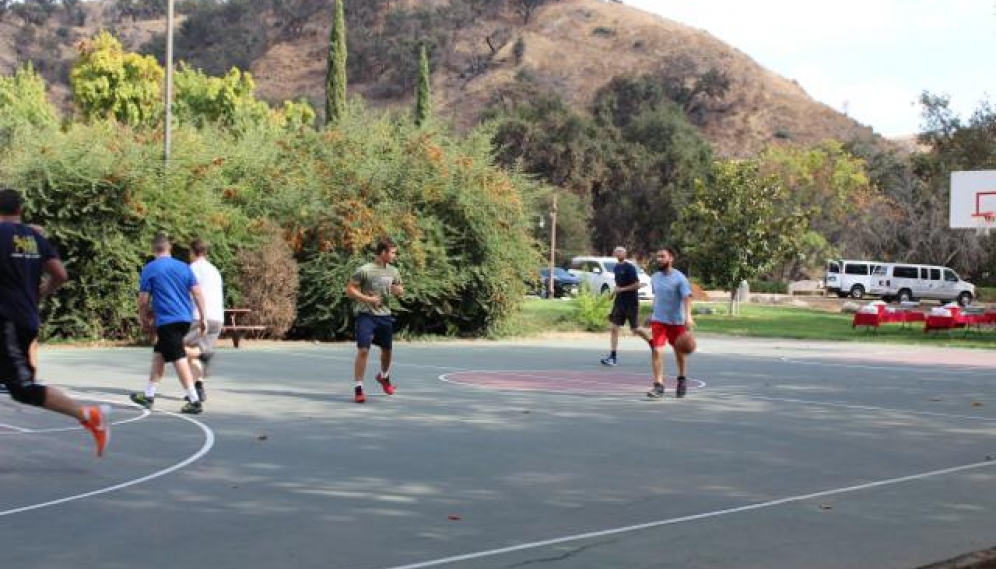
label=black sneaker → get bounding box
[195,380,206,402]
[600,355,618,366]
[181,398,203,414]
[676,377,688,398]
[646,382,665,399]
[130,392,155,409]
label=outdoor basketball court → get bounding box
[2,335,995,569]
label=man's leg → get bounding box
[675,350,688,398]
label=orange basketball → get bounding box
[674,331,696,355]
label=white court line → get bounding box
[776,357,993,375]
[0,406,215,517]
[0,395,152,435]
[368,458,996,569]
[440,371,708,394]
[709,390,996,423]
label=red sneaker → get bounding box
[354,385,366,403]
[81,404,111,457]
[376,373,395,395]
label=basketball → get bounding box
[673,331,696,354]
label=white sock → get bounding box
[186,387,200,403]
[145,383,158,398]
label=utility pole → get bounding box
[164,0,174,164]
[548,193,558,299]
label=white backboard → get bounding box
[950,170,996,228]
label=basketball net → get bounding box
[976,213,995,237]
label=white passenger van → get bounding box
[823,259,890,299]
[825,259,976,305]
[880,263,975,306]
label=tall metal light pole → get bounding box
[547,193,558,299]
[164,0,174,164]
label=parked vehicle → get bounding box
[824,259,889,299]
[824,259,975,305]
[880,263,975,306]
[569,256,653,299]
[535,267,582,298]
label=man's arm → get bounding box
[346,279,381,308]
[684,294,695,328]
[138,291,154,333]
[39,258,67,298]
[190,284,208,333]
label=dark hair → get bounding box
[152,232,171,253]
[0,187,24,215]
[375,237,397,255]
[190,237,209,256]
[660,246,677,257]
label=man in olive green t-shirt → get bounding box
[345,237,404,403]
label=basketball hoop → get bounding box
[975,213,995,237]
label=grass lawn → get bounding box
[504,297,996,349]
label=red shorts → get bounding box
[650,322,686,349]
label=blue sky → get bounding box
[624,0,994,137]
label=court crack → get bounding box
[503,538,618,567]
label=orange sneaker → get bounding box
[81,404,111,457]
[354,385,366,403]
[375,373,395,395]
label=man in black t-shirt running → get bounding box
[0,187,109,457]
[600,246,650,366]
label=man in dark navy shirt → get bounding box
[600,246,650,366]
[0,187,110,456]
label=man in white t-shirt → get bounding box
[184,237,224,402]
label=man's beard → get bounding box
[658,262,671,271]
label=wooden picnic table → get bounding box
[222,308,266,348]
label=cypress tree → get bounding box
[414,44,431,127]
[324,0,347,125]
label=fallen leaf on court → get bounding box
[972,402,984,407]
[931,397,943,401]
[819,503,832,510]
[448,515,461,521]
[522,410,531,414]
[258,434,269,441]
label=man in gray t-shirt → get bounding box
[345,238,404,403]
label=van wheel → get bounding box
[849,285,864,299]
[957,292,973,307]
[897,289,913,303]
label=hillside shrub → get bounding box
[234,222,299,338]
[572,282,612,331]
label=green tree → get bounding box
[675,160,808,307]
[173,65,270,129]
[325,0,347,125]
[414,44,431,127]
[70,31,164,126]
[757,140,885,277]
[0,63,58,132]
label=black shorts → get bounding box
[355,313,394,350]
[608,301,640,329]
[155,321,192,363]
[0,319,35,389]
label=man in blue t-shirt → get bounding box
[130,233,207,414]
[600,246,650,366]
[647,247,695,399]
[0,187,110,456]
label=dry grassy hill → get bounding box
[1,0,880,157]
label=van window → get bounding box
[872,265,887,276]
[893,266,918,279]
[844,263,868,276]
[944,269,959,283]
[929,268,941,280]
[920,267,929,279]
[827,261,840,274]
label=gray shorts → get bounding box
[184,320,223,354]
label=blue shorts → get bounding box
[355,313,394,350]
